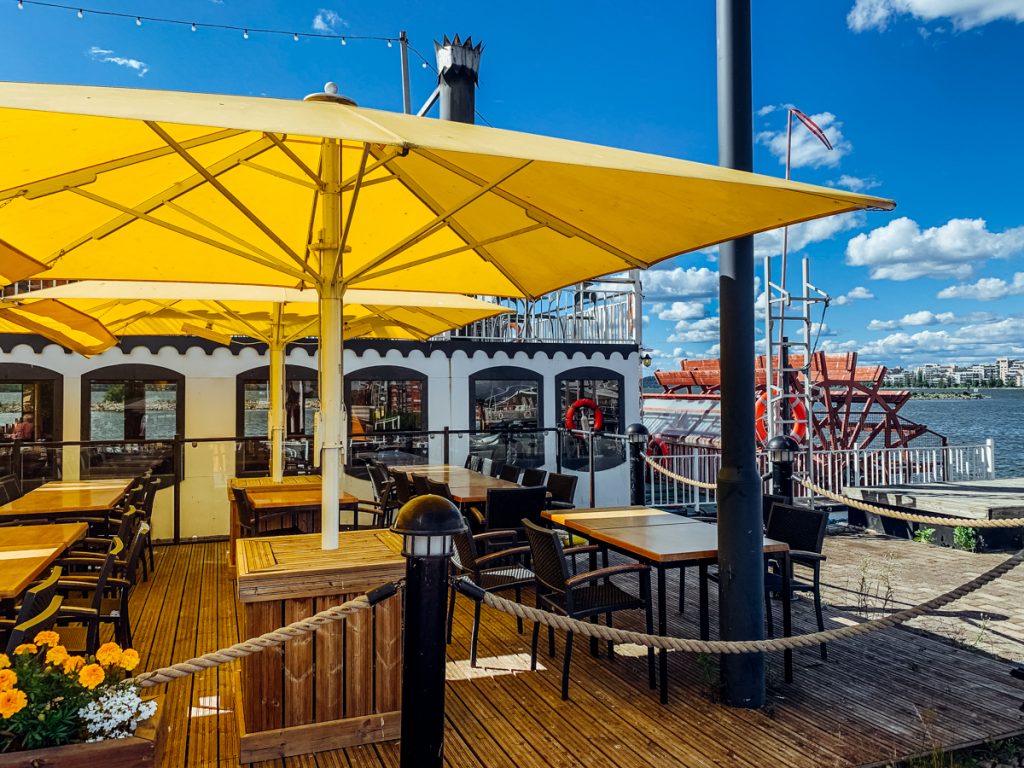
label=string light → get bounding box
[190,22,195,32]
[17,0,23,9]
[293,32,298,41]
[341,37,347,45]
[242,28,248,39]
[76,7,82,17]
[134,15,140,25]
[387,39,393,47]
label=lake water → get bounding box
[899,388,1024,478]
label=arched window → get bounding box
[556,366,625,471]
[468,366,544,467]
[81,364,184,478]
[345,365,427,471]
[235,365,318,476]
[0,364,63,484]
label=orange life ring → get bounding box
[754,389,807,444]
[564,398,604,432]
[648,436,671,456]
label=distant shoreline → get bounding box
[909,390,986,400]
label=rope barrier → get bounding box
[644,454,717,490]
[797,477,1024,529]
[461,543,1024,653]
[130,581,399,688]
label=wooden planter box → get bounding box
[0,696,165,768]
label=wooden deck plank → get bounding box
[122,539,1024,768]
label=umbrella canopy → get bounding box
[0,297,117,355]
[0,82,895,548]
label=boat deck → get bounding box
[844,478,1024,521]
[130,534,1024,767]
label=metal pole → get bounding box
[268,314,286,482]
[716,0,766,709]
[627,423,649,506]
[399,31,412,115]
[588,430,596,507]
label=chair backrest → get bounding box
[521,468,547,487]
[411,473,431,496]
[766,503,828,555]
[122,522,150,586]
[469,456,483,472]
[388,468,414,504]
[451,529,480,573]
[488,461,504,478]
[9,565,62,630]
[485,486,548,535]
[232,487,257,530]
[523,519,570,595]
[113,508,140,546]
[140,476,163,518]
[425,478,453,501]
[367,465,393,507]
[0,473,22,500]
[5,595,63,654]
[499,464,521,483]
[86,536,125,613]
[479,457,494,476]
[463,455,474,469]
[546,472,578,505]
[762,494,787,528]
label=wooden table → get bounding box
[389,464,523,504]
[0,478,134,522]
[235,530,404,763]
[544,507,791,703]
[0,522,88,600]
[226,476,360,567]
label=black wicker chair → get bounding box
[499,464,521,483]
[388,468,416,504]
[4,595,63,655]
[410,473,431,497]
[523,519,655,699]
[545,472,578,510]
[449,529,534,667]
[521,467,547,487]
[483,486,548,543]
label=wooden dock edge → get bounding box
[235,679,400,763]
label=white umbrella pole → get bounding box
[320,138,343,550]
[268,334,285,483]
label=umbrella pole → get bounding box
[268,332,285,483]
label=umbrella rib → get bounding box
[145,121,314,279]
[66,187,311,284]
[56,136,279,259]
[212,299,271,342]
[336,146,370,281]
[357,306,432,341]
[264,133,324,188]
[162,201,294,269]
[282,315,320,344]
[238,160,319,190]
[346,224,545,285]
[414,148,649,269]
[346,159,532,285]
[0,127,247,203]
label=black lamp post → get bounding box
[766,434,800,503]
[391,494,466,768]
[626,422,650,507]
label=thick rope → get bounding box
[470,545,1024,654]
[645,454,717,490]
[131,584,397,688]
[798,477,1024,529]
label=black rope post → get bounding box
[626,423,650,506]
[391,495,466,768]
[767,435,799,504]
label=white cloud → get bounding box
[867,310,956,330]
[757,111,852,169]
[641,266,718,300]
[858,317,1024,362]
[833,285,875,305]
[756,104,779,117]
[656,301,707,322]
[754,212,865,259]
[667,316,720,344]
[312,8,348,32]
[88,46,148,77]
[828,174,881,193]
[937,271,1024,300]
[648,347,687,370]
[848,0,1024,32]
[811,322,837,337]
[846,217,1024,280]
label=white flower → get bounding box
[77,684,157,742]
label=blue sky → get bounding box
[1,0,1022,368]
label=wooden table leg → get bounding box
[658,566,668,705]
[698,562,709,641]
[782,551,792,684]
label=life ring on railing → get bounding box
[754,389,808,444]
[647,436,671,467]
[564,398,604,432]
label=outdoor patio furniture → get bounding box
[367,464,397,526]
[232,487,303,539]
[546,472,579,510]
[53,535,124,655]
[488,460,505,478]
[449,529,533,667]
[411,473,431,496]
[483,486,549,543]
[763,493,787,527]
[469,456,484,472]
[0,564,61,646]
[425,478,455,501]
[499,464,521,483]
[521,467,547,487]
[765,502,829,660]
[4,594,63,655]
[463,455,474,469]
[479,457,494,476]
[0,473,22,503]
[523,519,655,700]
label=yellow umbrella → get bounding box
[0,297,117,356]
[3,281,510,480]
[0,81,895,548]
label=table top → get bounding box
[546,506,699,529]
[229,476,321,494]
[0,522,88,600]
[235,529,405,603]
[0,478,134,520]
[544,508,787,564]
[247,488,360,510]
[389,464,524,504]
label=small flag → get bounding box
[791,109,833,151]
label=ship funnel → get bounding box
[434,34,483,124]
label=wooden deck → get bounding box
[127,536,1024,768]
[844,478,1024,521]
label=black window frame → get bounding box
[555,365,625,471]
[468,365,545,468]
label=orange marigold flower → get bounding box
[118,648,141,672]
[45,645,69,667]
[0,654,9,670]
[62,656,86,674]
[0,669,17,692]
[0,689,27,719]
[32,630,60,647]
[13,644,37,656]
[78,663,105,690]
[95,642,122,667]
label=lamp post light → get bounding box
[391,494,466,768]
[766,434,800,503]
[626,422,650,507]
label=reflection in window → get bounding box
[237,371,318,477]
[559,374,624,471]
[347,374,427,469]
[0,381,55,441]
[89,380,178,440]
[471,376,544,467]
